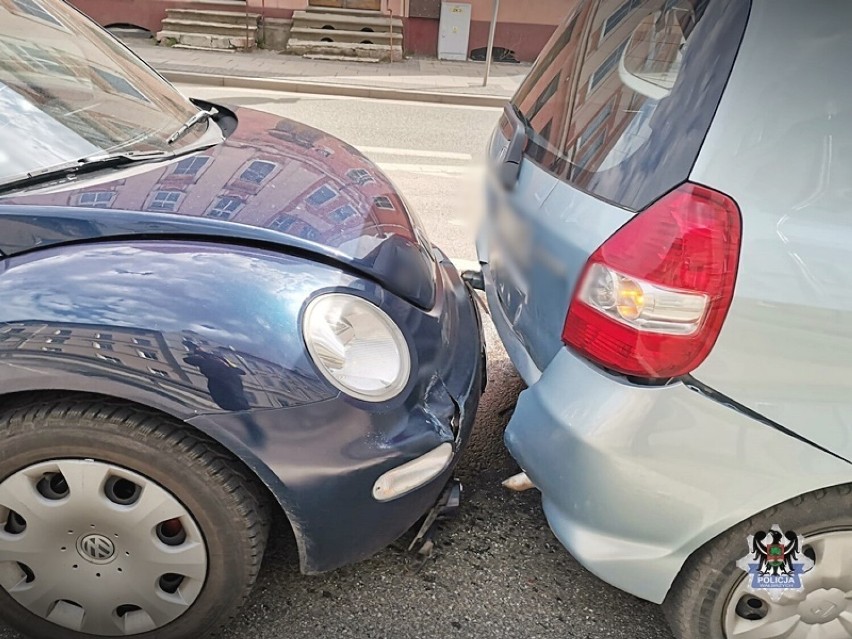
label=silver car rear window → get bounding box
[513,0,751,211]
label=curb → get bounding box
[159,70,509,108]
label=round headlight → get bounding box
[303,293,411,402]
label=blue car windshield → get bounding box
[0,0,206,183]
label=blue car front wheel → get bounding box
[0,394,270,639]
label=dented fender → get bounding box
[0,240,484,573]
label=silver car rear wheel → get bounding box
[0,459,208,636]
[723,530,852,639]
[663,485,852,639]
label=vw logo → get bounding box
[77,533,116,564]
[811,601,838,619]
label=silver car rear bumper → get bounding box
[483,255,852,604]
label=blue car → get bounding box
[481,1,852,638]
[0,3,483,638]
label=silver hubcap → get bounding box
[0,460,208,636]
[725,530,852,638]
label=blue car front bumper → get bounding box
[191,253,484,574]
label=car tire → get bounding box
[0,394,270,639]
[663,483,852,639]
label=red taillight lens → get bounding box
[562,183,742,378]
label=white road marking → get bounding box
[376,162,476,175]
[450,258,480,272]
[359,146,472,161]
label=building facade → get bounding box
[65,0,572,62]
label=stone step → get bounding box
[173,43,237,52]
[292,10,403,30]
[304,53,382,63]
[286,38,402,62]
[304,6,389,18]
[156,30,255,50]
[290,26,396,44]
[161,18,258,37]
[182,0,248,6]
[165,8,260,25]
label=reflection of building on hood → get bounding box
[182,342,250,411]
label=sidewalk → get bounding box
[124,36,527,107]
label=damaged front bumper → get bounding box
[191,253,484,574]
[408,479,463,556]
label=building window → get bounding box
[539,120,554,158]
[373,196,395,210]
[269,215,296,232]
[588,40,629,94]
[207,195,244,220]
[95,332,112,340]
[132,337,152,347]
[577,101,614,150]
[45,337,67,344]
[307,185,337,207]
[137,349,159,361]
[330,205,357,223]
[173,156,209,177]
[6,43,68,76]
[12,0,61,26]
[528,72,561,122]
[239,161,276,184]
[92,68,148,102]
[41,346,63,353]
[302,225,320,242]
[77,191,114,208]
[148,191,181,212]
[93,341,113,351]
[96,353,121,365]
[601,0,642,38]
[347,168,373,186]
[573,130,607,175]
[148,368,170,378]
[0,328,25,342]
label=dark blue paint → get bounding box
[0,239,483,572]
[0,108,437,308]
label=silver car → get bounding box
[478,1,852,638]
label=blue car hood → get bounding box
[0,107,436,308]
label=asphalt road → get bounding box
[0,89,674,639]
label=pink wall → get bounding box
[72,0,167,31]
[467,0,570,24]
[246,0,302,8]
[467,20,556,61]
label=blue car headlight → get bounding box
[302,293,411,402]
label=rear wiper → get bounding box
[0,150,174,195]
[167,107,218,145]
